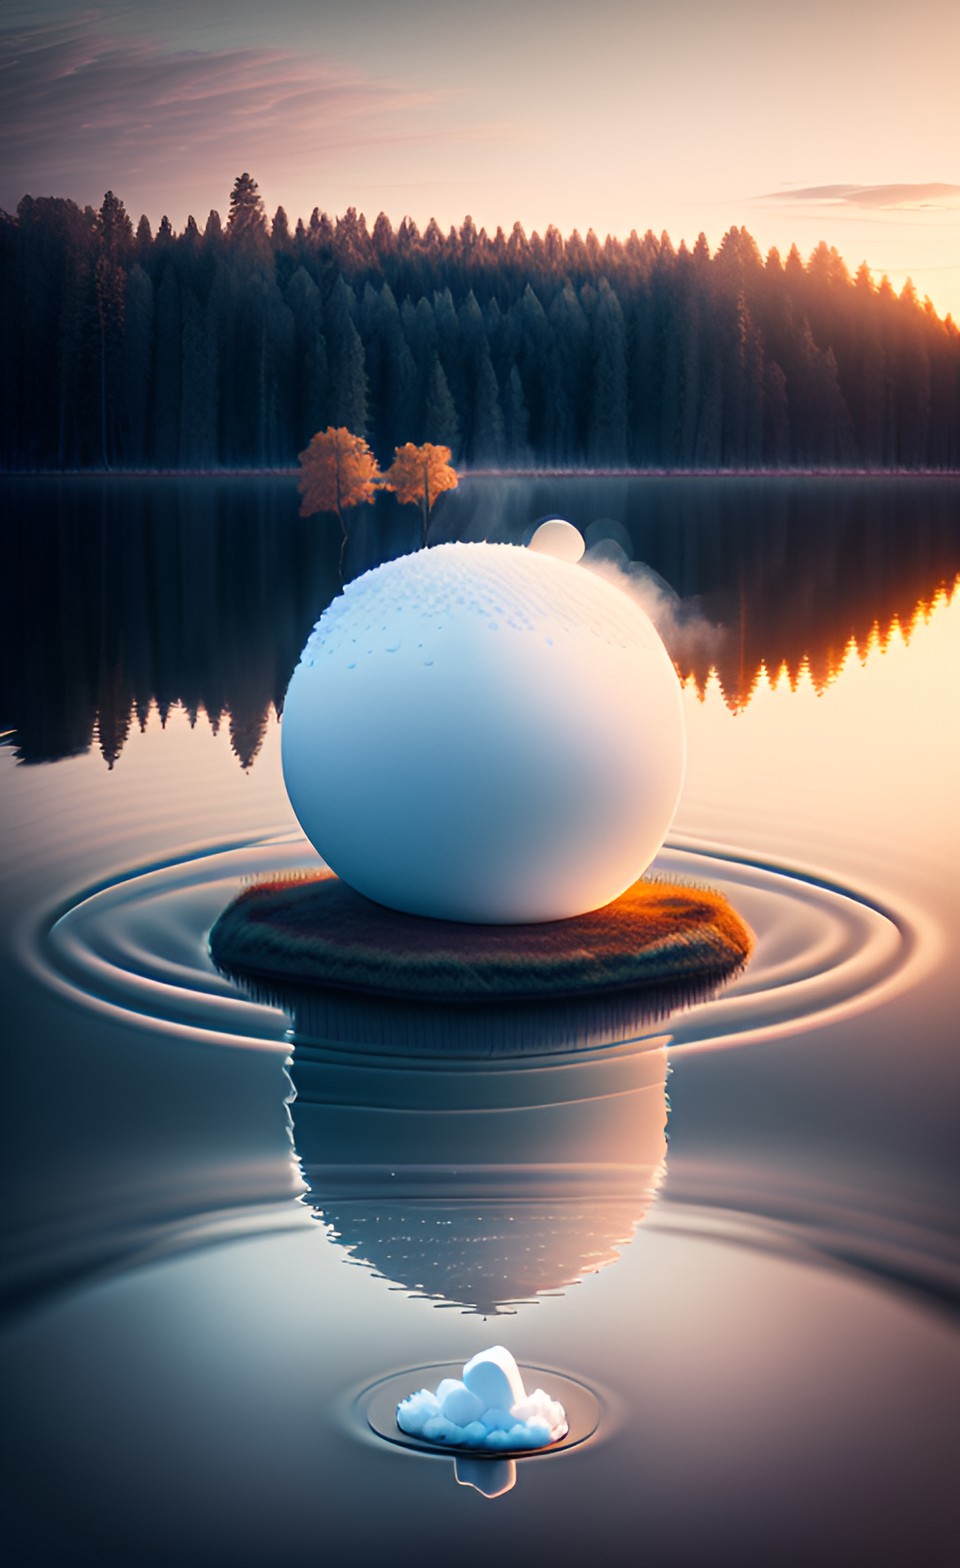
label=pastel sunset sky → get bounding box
[4,0,959,318]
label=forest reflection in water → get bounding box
[2,474,959,1566]
[2,473,958,771]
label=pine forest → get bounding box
[3,173,958,474]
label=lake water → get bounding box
[2,476,958,1566]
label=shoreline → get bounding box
[4,466,960,481]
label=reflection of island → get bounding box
[288,1029,668,1314]
[209,867,748,1316]
[212,967,691,1314]
[2,475,957,766]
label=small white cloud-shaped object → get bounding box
[282,541,685,923]
[439,1381,485,1426]
[396,1347,568,1451]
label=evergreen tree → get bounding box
[514,283,553,454]
[586,279,628,465]
[676,251,703,466]
[259,277,296,465]
[118,264,153,463]
[470,345,505,464]
[423,356,460,455]
[4,176,959,472]
[95,191,133,466]
[152,263,181,464]
[432,287,464,426]
[402,294,439,439]
[285,267,328,444]
[180,285,218,467]
[545,283,587,462]
[502,364,532,466]
[135,214,153,261]
[762,360,790,465]
[226,173,268,250]
[371,211,394,259]
[326,275,368,435]
[272,206,292,249]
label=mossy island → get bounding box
[209,867,753,1009]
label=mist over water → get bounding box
[582,542,726,673]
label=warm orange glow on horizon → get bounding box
[677,580,960,915]
[679,578,959,712]
[6,2,960,323]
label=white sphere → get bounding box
[281,542,685,923]
[528,517,585,562]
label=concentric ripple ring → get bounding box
[27,830,928,1055]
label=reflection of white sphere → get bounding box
[281,542,685,923]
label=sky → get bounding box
[3,0,959,320]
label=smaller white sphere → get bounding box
[528,518,586,562]
[281,542,685,923]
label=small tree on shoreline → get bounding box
[297,426,380,574]
[383,442,459,546]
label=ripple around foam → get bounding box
[32,831,924,1057]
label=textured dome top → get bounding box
[298,541,660,674]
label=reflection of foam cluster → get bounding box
[397,1346,568,1451]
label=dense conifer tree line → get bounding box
[2,174,958,471]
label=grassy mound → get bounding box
[209,869,752,1002]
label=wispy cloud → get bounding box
[0,11,450,203]
[760,183,960,211]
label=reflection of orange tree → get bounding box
[383,442,459,546]
[297,426,381,574]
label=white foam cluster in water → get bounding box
[282,538,685,922]
[397,1346,568,1451]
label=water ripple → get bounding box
[661,836,935,1055]
[31,832,926,1057]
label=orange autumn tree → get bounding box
[383,442,459,546]
[298,426,381,574]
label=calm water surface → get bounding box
[1,477,958,1567]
